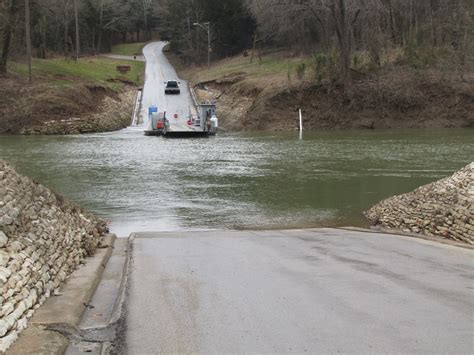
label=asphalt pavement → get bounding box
[141,42,196,132]
[100,43,474,354]
[125,228,474,353]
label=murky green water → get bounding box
[1,129,472,236]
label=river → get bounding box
[0,128,472,236]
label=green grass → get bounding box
[185,45,458,91]
[111,42,146,56]
[186,54,308,85]
[9,57,145,90]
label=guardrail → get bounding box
[131,88,143,126]
[188,81,199,109]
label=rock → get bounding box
[16,317,28,332]
[6,241,24,253]
[0,232,7,247]
[0,215,13,226]
[0,320,10,338]
[0,160,108,352]
[364,163,473,244]
[0,302,14,318]
[0,251,9,267]
[0,330,18,353]
[0,267,12,283]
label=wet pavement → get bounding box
[125,228,474,353]
[141,42,197,131]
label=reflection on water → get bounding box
[1,128,473,236]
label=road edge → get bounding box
[7,234,116,355]
[339,226,474,250]
[99,234,135,354]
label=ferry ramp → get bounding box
[141,42,199,133]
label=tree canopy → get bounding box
[1,0,472,86]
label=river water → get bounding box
[0,128,472,236]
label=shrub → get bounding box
[296,63,306,81]
[311,52,337,84]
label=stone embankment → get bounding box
[365,163,473,244]
[0,160,108,352]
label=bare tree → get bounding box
[25,0,31,81]
[248,0,361,88]
[329,0,360,87]
[63,0,70,59]
[74,0,79,60]
[0,0,20,74]
[142,0,152,40]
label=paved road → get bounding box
[141,42,197,132]
[126,228,474,353]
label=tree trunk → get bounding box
[25,0,32,82]
[91,29,95,54]
[0,26,14,74]
[387,0,397,44]
[97,0,104,52]
[187,12,194,56]
[428,0,437,46]
[331,0,352,89]
[458,12,469,82]
[409,0,415,43]
[250,32,257,63]
[74,0,79,61]
[143,0,148,41]
[0,0,20,74]
[40,14,47,59]
[64,0,69,59]
[319,16,330,52]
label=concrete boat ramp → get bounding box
[65,228,473,354]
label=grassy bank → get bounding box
[111,42,146,56]
[183,53,306,90]
[8,56,144,89]
[1,56,145,134]
[177,48,473,131]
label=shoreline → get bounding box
[165,49,474,132]
[18,88,136,135]
[0,55,144,136]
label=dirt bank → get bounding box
[0,76,135,135]
[168,50,474,131]
[196,68,473,131]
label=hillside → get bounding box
[172,49,474,131]
[0,55,144,134]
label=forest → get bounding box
[162,0,472,87]
[1,0,472,81]
[1,0,159,73]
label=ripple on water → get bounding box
[0,128,473,236]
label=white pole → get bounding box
[299,109,303,132]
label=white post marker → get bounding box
[299,109,303,133]
[299,108,303,132]
[299,108,303,140]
